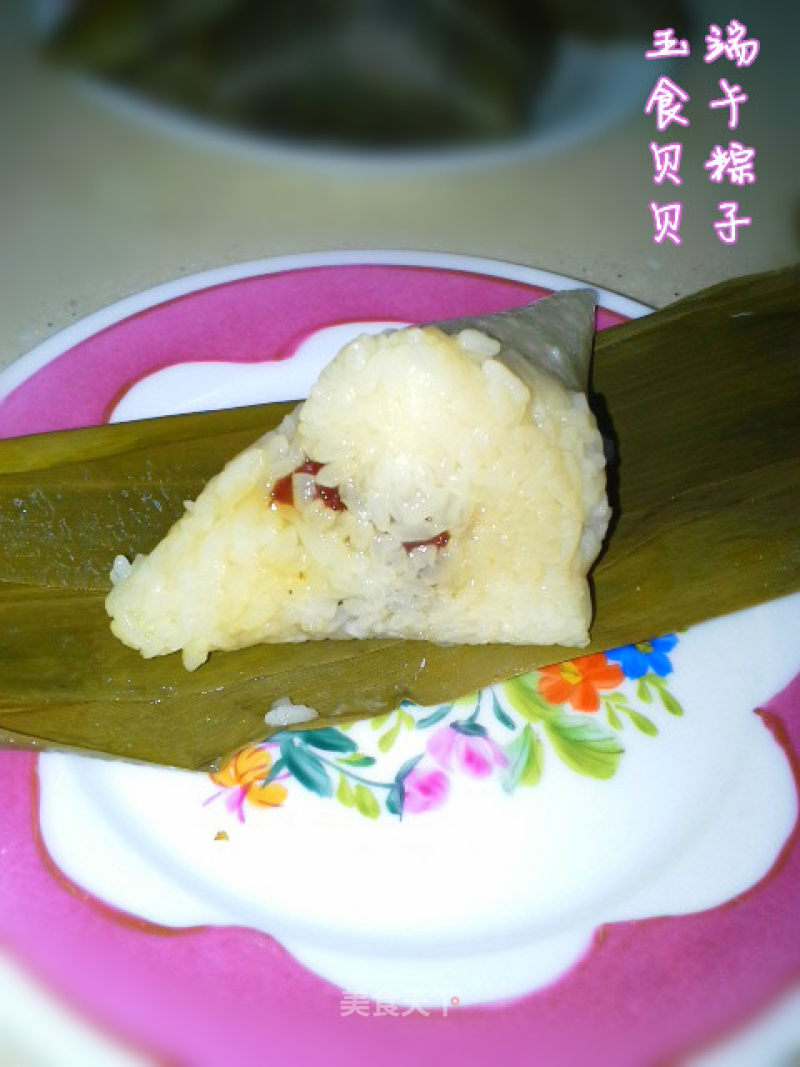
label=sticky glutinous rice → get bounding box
[106,325,610,670]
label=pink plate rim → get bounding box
[0,251,649,406]
[0,253,797,1067]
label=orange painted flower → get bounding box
[209,745,287,820]
[537,653,625,713]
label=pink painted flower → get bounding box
[427,725,508,779]
[402,768,450,814]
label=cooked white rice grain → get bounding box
[106,326,610,669]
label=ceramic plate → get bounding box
[0,252,798,1066]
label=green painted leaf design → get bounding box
[283,743,333,797]
[415,705,451,730]
[519,731,544,787]
[337,753,376,768]
[606,693,630,711]
[378,719,402,753]
[261,755,286,784]
[370,712,393,731]
[501,676,553,723]
[627,710,659,736]
[605,705,623,731]
[543,712,624,780]
[395,754,424,783]
[385,783,403,817]
[398,709,416,731]
[636,677,653,704]
[502,732,529,793]
[302,727,358,753]
[658,687,684,717]
[353,784,380,819]
[502,724,544,793]
[492,695,516,730]
[336,774,356,807]
[452,720,487,737]
[643,674,684,716]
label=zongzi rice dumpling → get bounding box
[106,323,609,670]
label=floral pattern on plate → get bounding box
[207,636,683,821]
[4,253,798,1067]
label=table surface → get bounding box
[1,1,797,379]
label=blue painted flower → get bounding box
[606,635,678,679]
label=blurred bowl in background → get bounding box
[37,0,678,170]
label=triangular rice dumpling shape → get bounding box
[106,290,609,670]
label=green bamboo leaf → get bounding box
[452,692,479,711]
[636,677,653,704]
[336,774,356,807]
[0,268,797,770]
[337,753,376,768]
[626,710,659,736]
[502,676,554,723]
[543,711,624,780]
[283,744,333,797]
[353,784,380,819]
[302,727,357,753]
[370,712,393,732]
